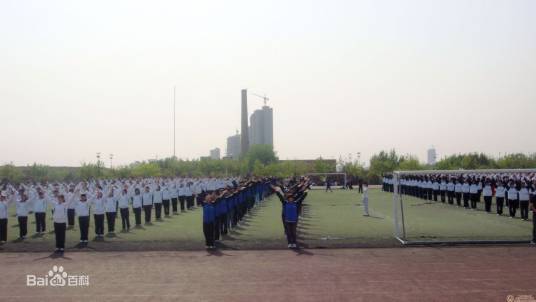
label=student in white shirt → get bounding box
[72,190,91,244]
[47,194,69,253]
[447,179,455,205]
[105,188,118,235]
[66,187,76,228]
[92,191,106,238]
[469,180,479,209]
[118,188,131,231]
[362,183,369,216]
[132,188,143,227]
[162,184,171,217]
[454,179,463,206]
[170,184,179,215]
[15,190,31,240]
[142,186,153,224]
[495,181,506,215]
[482,181,493,213]
[507,182,519,218]
[178,184,186,212]
[519,183,530,220]
[153,185,163,221]
[34,190,48,235]
[461,180,470,209]
[0,191,13,243]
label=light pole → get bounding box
[173,86,176,159]
[109,154,114,169]
[96,152,101,177]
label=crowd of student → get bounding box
[382,173,536,243]
[0,177,273,253]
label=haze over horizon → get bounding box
[1,0,535,167]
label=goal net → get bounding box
[392,169,535,245]
[305,173,347,189]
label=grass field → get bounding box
[0,189,532,252]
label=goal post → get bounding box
[392,168,536,245]
[305,172,347,189]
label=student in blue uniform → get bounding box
[202,193,216,249]
[283,194,299,249]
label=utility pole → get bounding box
[109,154,114,169]
[96,152,101,177]
[173,86,176,159]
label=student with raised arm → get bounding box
[105,186,118,235]
[71,186,90,245]
[66,185,77,228]
[495,181,506,215]
[47,194,70,254]
[482,181,493,213]
[507,181,519,218]
[202,192,216,249]
[283,193,299,249]
[33,189,49,235]
[519,182,530,221]
[162,183,171,217]
[118,188,131,232]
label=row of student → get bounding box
[0,177,242,253]
[201,179,272,249]
[382,174,536,220]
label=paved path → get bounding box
[0,246,535,301]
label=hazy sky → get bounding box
[1,0,535,167]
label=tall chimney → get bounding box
[240,89,249,156]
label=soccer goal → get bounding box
[392,169,536,245]
[305,173,347,189]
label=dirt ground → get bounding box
[0,246,535,302]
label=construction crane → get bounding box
[250,92,269,106]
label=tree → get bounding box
[242,145,278,173]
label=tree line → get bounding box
[2,146,535,184]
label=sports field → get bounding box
[0,189,533,252]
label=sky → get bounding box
[1,0,535,167]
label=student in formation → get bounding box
[202,193,216,249]
[105,188,117,235]
[15,189,31,240]
[170,183,179,215]
[153,185,163,221]
[447,178,455,205]
[519,182,530,221]
[132,187,143,227]
[432,178,440,202]
[118,188,131,232]
[142,186,153,225]
[162,184,171,217]
[34,190,48,235]
[469,179,479,209]
[178,184,186,212]
[66,186,76,228]
[482,181,493,213]
[0,191,13,243]
[462,179,470,208]
[47,194,69,254]
[495,181,506,215]
[507,181,519,218]
[439,178,447,203]
[454,179,463,206]
[72,190,90,245]
[283,193,299,249]
[92,191,106,238]
[530,182,536,244]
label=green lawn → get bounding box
[0,189,532,252]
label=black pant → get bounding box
[214,216,221,240]
[447,191,454,204]
[520,200,529,220]
[54,222,66,249]
[440,191,446,203]
[155,203,162,219]
[509,199,519,217]
[455,192,462,206]
[433,190,439,201]
[532,211,536,242]
[78,216,89,241]
[94,214,105,236]
[163,200,170,216]
[133,207,142,225]
[106,212,116,233]
[35,212,46,233]
[179,196,186,212]
[203,222,215,247]
[187,196,194,208]
[120,208,130,230]
[463,193,470,208]
[67,209,76,226]
[470,193,478,209]
[0,218,7,242]
[496,197,504,215]
[484,196,492,212]
[143,205,152,223]
[285,221,297,244]
[221,213,228,235]
[171,198,178,213]
[18,216,28,238]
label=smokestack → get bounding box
[241,89,249,156]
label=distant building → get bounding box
[427,147,437,165]
[210,148,221,160]
[226,132,241,160]
[249,105,273,147]
[240,89,250,156]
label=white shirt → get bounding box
[105,197,117,212]
[519,188,530,201]
[16,201,31,217]
[507,188,518,200]
[495,186,506,198]
[469,184,479,194]
[33,197,48,213]
[142,192,153,206]
[75,200,90,217]
[153,191,163,203]
[132,195,142,208]
[0,200,10,219]
[118,194,131,209]
[49,201,68,223]
[482,186,492,197]
[91,197,106,215]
